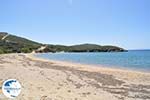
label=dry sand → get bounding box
[0,53,150,100]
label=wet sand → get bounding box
[0,53,150,100]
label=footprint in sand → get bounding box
[40,96,52,100]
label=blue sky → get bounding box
[0,0,149,49]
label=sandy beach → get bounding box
[0,54,150,100]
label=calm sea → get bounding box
[35,50,150,72]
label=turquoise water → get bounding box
[35,50,150,72]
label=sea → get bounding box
[35,50,150,72]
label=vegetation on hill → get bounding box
[0,32,127,54]
[0,32,41,54]
[43,44,126,53]
[0,32,8,39]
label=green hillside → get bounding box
[0,32,41,54]
[0,32,127,54]
[44,44,126,53]
[67,44,125,52]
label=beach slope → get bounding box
[0,54,150,100]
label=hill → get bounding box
[68,44,125,52]
[0,32,127,54]
[0,32,41,53]
[42,44,126,53]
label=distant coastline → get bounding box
[0,32,127,54]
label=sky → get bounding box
[0,0,150,49]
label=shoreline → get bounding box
[26,53,150,86]
[0,53,150,100]
[27,53,150,75]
